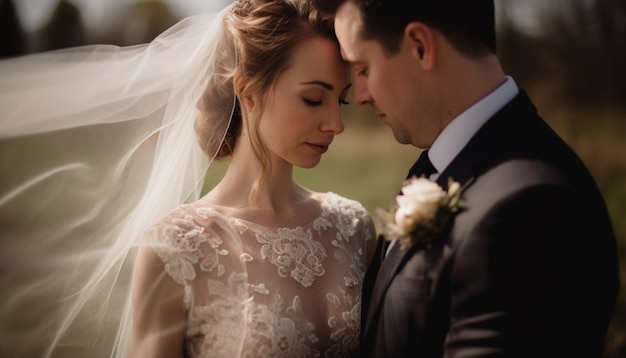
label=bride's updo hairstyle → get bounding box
[196,0,337,202]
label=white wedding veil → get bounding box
[0,4,236,357]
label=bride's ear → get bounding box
[233,73,254,112]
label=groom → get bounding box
[315,0,619,357]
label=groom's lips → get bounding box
[374,106,386,119]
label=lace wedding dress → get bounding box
[145,191,375,357]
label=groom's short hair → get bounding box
[314,0,496,58]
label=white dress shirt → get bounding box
[428,76,519,181]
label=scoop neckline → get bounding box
[194,191,338,230]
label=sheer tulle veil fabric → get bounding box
[0,5,235,357]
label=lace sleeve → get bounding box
[140,204,254,357]
[146,207,205,286]
[143,205,233,287]
[358,205,377,270]
[352,199,377,270]
[323,192,377,271]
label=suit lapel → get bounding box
[364,238,422,335]
[360,235,386,338]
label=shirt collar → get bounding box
[428,76,519,178]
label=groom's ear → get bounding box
[404,22,435,70]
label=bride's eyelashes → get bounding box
[303,98,323,107]
[303,97,350,106]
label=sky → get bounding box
[13,0,544,33]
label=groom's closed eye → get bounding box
[355,67,368,78]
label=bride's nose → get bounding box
[320,107,345,135]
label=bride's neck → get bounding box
[207,140,307,213]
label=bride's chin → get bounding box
[295,158,321,169]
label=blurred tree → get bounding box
[538,0,626,111]
[101,1,178,46]
[496,2,551,95]
[498,0,626,112]
[0,0,25,58]
[38,0,86,51]
[595,0,626,110]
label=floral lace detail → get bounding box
[147,192,375,358]
[246,294,321,358]
[255,226,327,288]
[148,210,229,284]
[322,193,371,356]
[187,271,251,357]
[326,289,361,357]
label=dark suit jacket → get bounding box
[359,91,619,357]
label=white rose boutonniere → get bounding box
[377,176,463,250]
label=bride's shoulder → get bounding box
[142,201,231,241]
[315,192,375,241]
[317,192,370,219]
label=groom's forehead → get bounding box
[334,3,366,55]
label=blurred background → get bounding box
[1,0,624,356]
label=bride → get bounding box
[129,0,376,357]
[0,0,375,357]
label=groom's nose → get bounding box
[352,76,373,105]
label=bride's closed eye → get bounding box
[303,98,323,106]
[303,98,350,106]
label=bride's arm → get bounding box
[129,246,186,358]
[364,216,378,269]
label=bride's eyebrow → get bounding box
[301,81,353,92]
[301,81,333,90]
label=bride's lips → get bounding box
[306,142,331,154]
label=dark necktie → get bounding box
[383,150,438,259]
[409,149,437,179]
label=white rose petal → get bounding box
[394,177,446,231]
[394,205,416,231]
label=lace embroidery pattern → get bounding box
[255,226,327,288]
[149,210,229,284]
[246,294,321,358]
[187,271,251,357]
[148,192,374,358]
[326,289,361,357]
[321,193,371,356]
